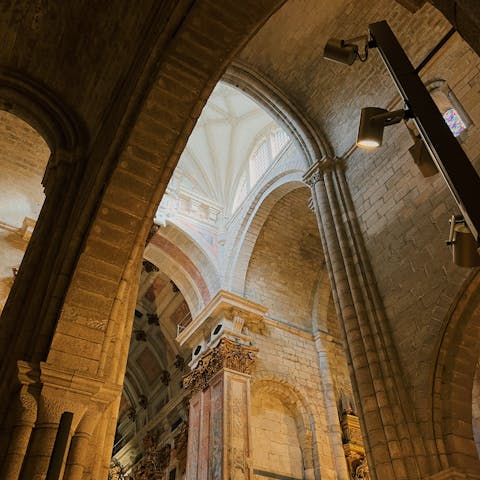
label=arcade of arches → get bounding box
[1,1,480,479]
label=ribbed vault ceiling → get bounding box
[167,82,277,212]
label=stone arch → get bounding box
[146,227,217,318]
[0,70,85,156]
[223,60,332,164]
[0,70,86,422]
[158,221,221,294]
[145,240,206,319]
[251,376,319,479]
[431,270,480,474]
[51,0,290,383]
[227,173,306,294]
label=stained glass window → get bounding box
[442,108,466,137]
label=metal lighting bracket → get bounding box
[446,214,465,246]
[369,21,480,243]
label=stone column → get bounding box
[304,158,433,480]
[1,363,39,480]
[0,360,119,480]
[183,337,257,480]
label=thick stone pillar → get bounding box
[184,337,257,480]
[304,158,433,480]
[0,360,120,480]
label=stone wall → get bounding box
[245,188,323,330]
[345,31,480,425]
[238,0,480,443]
[251,322,350,479]
[251,391,303,479]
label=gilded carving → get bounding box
[183,338,257,393]
[341,410,369,479]
[108,458,126,480]
[173,421,188,461]
[354,457,370,480]
[134,431,171,480]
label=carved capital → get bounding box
[303,157,345,186]
[183,338,257,393]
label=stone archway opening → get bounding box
[0,110,50,313]
[111,267,193,480]
[432,271,480,475]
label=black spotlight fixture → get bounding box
[356,107,411,149]
[447,215,480,268]
[408,136,438,178]
[323,35,372,65]
[323,20,480,267]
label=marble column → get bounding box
[184,337,257,480]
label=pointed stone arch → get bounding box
[431,270,480,475]
[251,376,320,479]
[227,174,306,294]
[223,61,332,164]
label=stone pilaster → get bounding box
[184,337,257,480]
[304,158,433,479]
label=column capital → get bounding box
[427,468,480,480]
[176,289,267,349]
[303,157,346,186]
[183,338,258,393]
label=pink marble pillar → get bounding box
[184,338,255,480]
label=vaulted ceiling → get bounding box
[166,82,276,213]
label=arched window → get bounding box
[0,111,50,312]
[428,80,472,140]
[249,139,270,185]
[249,128,290,187]
[233,128,291,213]
[270,128,289,158]
[442,108,466,137]
[232,173,248,212]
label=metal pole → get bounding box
[369,20,480,242]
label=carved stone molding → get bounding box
[224,307,266,335]
[183,338,257,393]
[354,457,370,480]
[108,458,127,480]
[303,157,345,187]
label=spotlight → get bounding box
[447,215,480,268]
[408,136,438,178]
[356,107,408,149]
[323,35,372,65]
[323,39,358,65]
